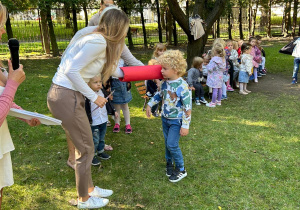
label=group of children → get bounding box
[187,36,267,107]
[85,36,267,183]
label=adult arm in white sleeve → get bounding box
[121,45,144,66]
[65,41,106,102]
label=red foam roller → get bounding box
[119,65,163,82]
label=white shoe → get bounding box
[89,186,113,198]
[244,89,251,93]
[239,91,248,95]
[77,196,109,209]
[254,78,258,83]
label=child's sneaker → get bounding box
[89,186,113,198]
[92,156,101,166]
[257,72,262,77]
[239,90,248,95]
[125,124,132,134]
[169,167,187,183]
[244,89,251,93]
[216,100,221,106]
[77,196,109,209]
[226,86,234,91]
[113,124,120,133]
[206,102,216,108]
[221,95,227,100]
[291,79,297,84]
[199,97,207,104]
[98,152,111,160]
[166,162,174,177]
[195,99,201,105]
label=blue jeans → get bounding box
[292,58,300,81]
[91,122,107,154]
[161,117,184,169]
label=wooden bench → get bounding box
[135,81,148,111]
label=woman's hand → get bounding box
[26,118,41,127]
[7,60,25,85]
[94,95,108,108]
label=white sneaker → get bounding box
[89,186,113,198]
[77,196,109,209]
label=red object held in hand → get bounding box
[119,65,163,82]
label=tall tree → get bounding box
[292,0,298,36]
[155,0,163,42]
[139,0,147,48]
[2,0,31,39]
[251,0,259,36]
[238,0,244,39]
[166,0,228,67]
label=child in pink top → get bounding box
[249,37,262,83]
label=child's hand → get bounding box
[26,118,41,127]
[146,105,152,118]
[114,112,119,119]
[180,128,189,136]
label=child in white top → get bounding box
[230,41,240,87]
[291,37,300,84]
[87,74,118,166]
[238,43,253,94]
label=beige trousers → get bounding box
[47,84,94,197]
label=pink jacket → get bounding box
[0,80,22,126]
[250,46,262,68]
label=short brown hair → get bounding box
[192,57,203,69]
[241,43,252,53]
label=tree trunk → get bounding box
[248,0,252,38]
[46,4,59,57]
[127,27,134,50]
[252,1,258,36]
[40,9,51,54]
[83,2,88,27]
[5,13,13,39]
[161,8,166,30]
[139,0,147,48]
[72,3,78,35]
[166,8,173,45]
[64,2,71,28]
[217,18,220,38]
[267,0,272,38]
[186,0,189,17]
[155,0,163,42]
[238,3,244,40]
[287,0,292,31]
[173,19,177,46]
[186,34,209,69]
[292,0,298,36]
[228,12,232,40]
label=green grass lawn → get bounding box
[2,43,300,209]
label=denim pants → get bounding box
[91,122,107,154]
[292,57,300,81]
[161,117,184,169]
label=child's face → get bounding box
[157,49,165,57]
[227,42,233,51]
[161,64,179,80]
[250,39,257,47]
[257,39,262,45]
[203,59,209,65]
[88,76,102,91]
[244,47,252,54]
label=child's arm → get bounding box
[187,69,195,88]
[180,83,192,136]
[206,59,216,73]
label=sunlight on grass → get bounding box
[241,120,276,128]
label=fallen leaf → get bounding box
[136,203,145,208]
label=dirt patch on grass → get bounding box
[248,73,300,97]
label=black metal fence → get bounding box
[0,7,298,57]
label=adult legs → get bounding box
[47,85,94,202]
